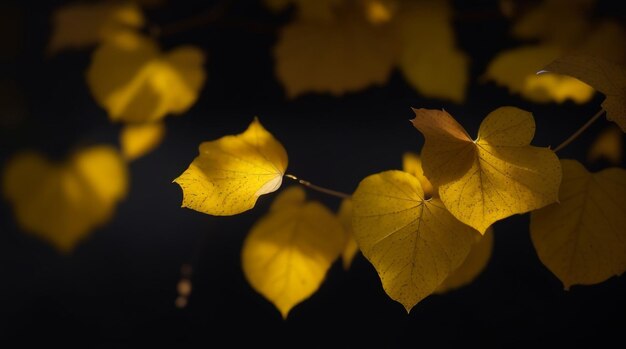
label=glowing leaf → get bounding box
[338,198,359,270]
[412,107,562,234]
[273,11,397,97]
[587,127,623,164]
[352,170,476,311]
[3,146,128,252]
[120,121,165,161]
[402,152,434,198]
[242,186,346,318]
[530,160,626,289]
[48,2,144,54]
[396,0,468,102]
[86,31,205,123]
[174,118,288,216]
[485,45,594,103]
[544,55,626,132]
[436,227,494,294]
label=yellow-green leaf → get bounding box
[436,227,494,294]
[587,126,623,164]
[352,170,476,311]
[86,31,205,123]
[48,2,144,54]
[530,160,626,289]
[3,146,128,252]
[402,152,434,198]
[412,107,562,233]
[242,186,346,318]
[544,55,626,132]
[338,198,359,270]
[174,118,288,216]
[120,121,165,161]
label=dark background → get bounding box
[1,0,625,346]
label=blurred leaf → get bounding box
[242,186,346,318]
[544,55,626,132]
[436,227,494,294]
[531,160,626,289]
[587,127,623,164]
[86,31,205,123]
[412,107,562,233]
[174,118,288,216]
[3,146,128,252]
[352,170,476,311]
[120,121,166,161]
[48,1,144,54]
[402,152,434,198]
[337,198,358,270]
[396,0,468,102]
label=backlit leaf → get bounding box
[412,107,562,233]
[86,31,205,123]
[587,126,623,164]
[48,2,144,54]
[352,170,476,311]
[3,146,128,252]
[242,186,346,318]
[338,198,359,270]
[530,160,626,289]
[544,55,626,132]
[174,118,288,216]
[120,121,165,161]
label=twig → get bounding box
[554,109,605,153]
[285,174,351,199]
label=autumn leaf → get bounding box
[402,152,434,198]
[530,160,626,289]
[337,198,359,270]
[352,170,476,311]
[395,0,468,102]
[2,146,128,252]
[86,31,205,123]
[242,186,346,318]
[174,118,288,216]
[436,227,494,294]
[587,126,623,164]
[48,1,144,54]
[412,107,562,234]
[543,55,626,132]
[120,121,166,161]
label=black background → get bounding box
[1,0,625,346]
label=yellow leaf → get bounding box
[402,152,434,198]
[48,2,144,54]
[2,146,128,252]
[338,198,359,270]
[587,126,623,164]
[352,170,476,311]
[530,160,626,289]
[363,0,397,25]
[436,227,494,294]
[544,55,626,132]
[396,0,468,102]
[412,107,562,234]
[273,10,397,97]
[120,121,166,161]
[86,31,205,123]
[485,45,595,103]
[242,186,346,318]
[174,118,288,216]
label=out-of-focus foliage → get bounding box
[175,118,288,216]
[3,146,128,252]
[412,107,562,234]
[269,0,467,102]
[242,186,346,318]
[120,121,166,161]
[531,160,626,289]
[544,55,626,132]
[402,152,435,197]
[486,0,626,104]
[587,127,623,164]
[48,1,144,54]
[87,31,205,123]
[337,198,358,270]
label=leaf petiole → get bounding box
[553,109,605,153]
[285,174,351,199]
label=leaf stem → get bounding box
[554,109,605,153]
[285,174,351,199]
